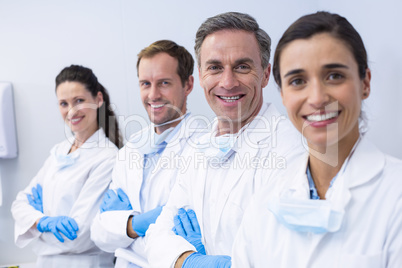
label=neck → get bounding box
[308,127,360,199]
[74,127,98,147]
[216,107,261,136]
[155,119,181,135]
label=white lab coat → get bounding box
[90,115,203,268]
[11,129,118,268]
[232,136,402,268]
[145,103,305,268]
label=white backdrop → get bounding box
[0,0,401,264]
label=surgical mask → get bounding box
[138,112,188,155]
[51,146,80,169]
[267,194,344,234]
[154,112,188,128]
[197,133,237,161]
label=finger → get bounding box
[27,194,34,204]
[57,219,76,240]
[187,209,201,233]
[105,189,114,199]
[173,215,186,237]
[51,226,65,243]
[68,218,79,232]
[32,187,40,201]
[57,223,75,240]
[108,190,119,201]
[37,184,43,198]
[178,208,194,233]
[117,188,130,203]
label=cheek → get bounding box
[201,73,219,92]
[140,90,147,102]
[59,108,68,119]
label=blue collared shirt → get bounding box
[306,166,338,200]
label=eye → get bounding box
[59,101,68,107]
[76,98,85,103]
[328,73,344,81]
[235,64,251,73]
[140,81,151,88]
[207,65,222,73]
[289,78,305,87]
[161,81,169,86]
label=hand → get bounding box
[182,252,231,268]
[173,208,206,254]
[37,216,79,243]
[100,188,132,213]
[132,206,163,236]
[26,184,43,213]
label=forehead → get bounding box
[280,33,357,72]
[138,52,179,79]
[200,30,261,66]
[56,81,90,98]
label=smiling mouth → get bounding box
[304,111,340,122]
[150,103,165,108]
[218,95,243,103]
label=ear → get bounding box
[97,91,104,107]
[362,68,371,100]
[261,64,271,88]
[184,75,194,97]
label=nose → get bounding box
[67,104,79,119]
[308,81,330,109]
[148,84,162,100]
[219,69,239,89]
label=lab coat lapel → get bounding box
[211,104,276,234]
[344,137,385,189]
[125,149,144,212]
[309,137,385,257]
[124,127,150,213]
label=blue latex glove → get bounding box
[100,188,132,213]
[173,208,206,254]
[37,216,79,243]
[132,206,163,236]
[26,184,43,213]
[182,252,231,268]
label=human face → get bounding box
[56,81,103,141]
[139,52,193,134]
[199,30,270,134]
[279,33,370,152]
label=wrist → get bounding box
[127,215,139,239]
[175,251,195,268]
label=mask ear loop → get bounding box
[153,112,188,128]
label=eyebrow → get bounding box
[139,78,173,83]
[205,57,255,66]
[284,63,349,78]
[324,63,349,70]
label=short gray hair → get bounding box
[195,12,271,69]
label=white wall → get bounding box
[0,0,401,264]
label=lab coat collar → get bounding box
[209,104,284,234]
[200,103,280,155]
[79,128,108,149]
[342,135,385,188]
[127,112,197,150]
[286,135,385,194]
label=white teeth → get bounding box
[71,118,81,123]
[219,96,241,102]
[151,104,164,108]
[306,112,339,122]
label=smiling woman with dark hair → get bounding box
[232,11,402,268]
[11,65,120,267]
